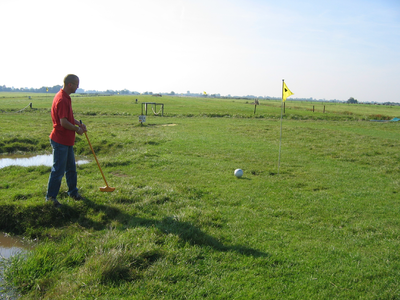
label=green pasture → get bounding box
[1,93,400,299]
[1,92,398,120]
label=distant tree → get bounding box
[0,85,9,91]
[347,97,358,104]
[50,85,62,93]
[170,91,175,95]
[119,89,130,95]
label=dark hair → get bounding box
[64,74,79,85]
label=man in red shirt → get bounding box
[46,74,87,208]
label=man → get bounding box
[46,74,87,208]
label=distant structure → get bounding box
[141,102,164,116]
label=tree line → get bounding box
[0,85,62,93]
[1,84,364,104]
[0,84,140,95]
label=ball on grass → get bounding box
[234,169,243,178]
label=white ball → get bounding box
[234,169,243,178]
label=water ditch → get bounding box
[0,233,33,258]
[0,233,35,299]
[0,154,89,169]
[0,154,88,298]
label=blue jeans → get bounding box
[46,139,78,200]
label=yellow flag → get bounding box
[282,82,293,102]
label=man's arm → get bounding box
[60,118,83,135]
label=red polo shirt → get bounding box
[49,89,76,146]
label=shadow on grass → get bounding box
[131,215,268,258]
[0,197,268,258]
[82,197,269,258]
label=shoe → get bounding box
[53,200,62,208]
[71,193,84,201]
[46,197,62,208]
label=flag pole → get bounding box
[278,79,284,175]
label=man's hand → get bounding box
[76,127,84,135]
[80,123,87,133]
[78,120,87,133]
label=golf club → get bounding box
[80,120,115,192]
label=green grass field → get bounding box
[1,93,400,299]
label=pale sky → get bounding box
[1,0,399,102]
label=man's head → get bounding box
[63,74,79,95]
